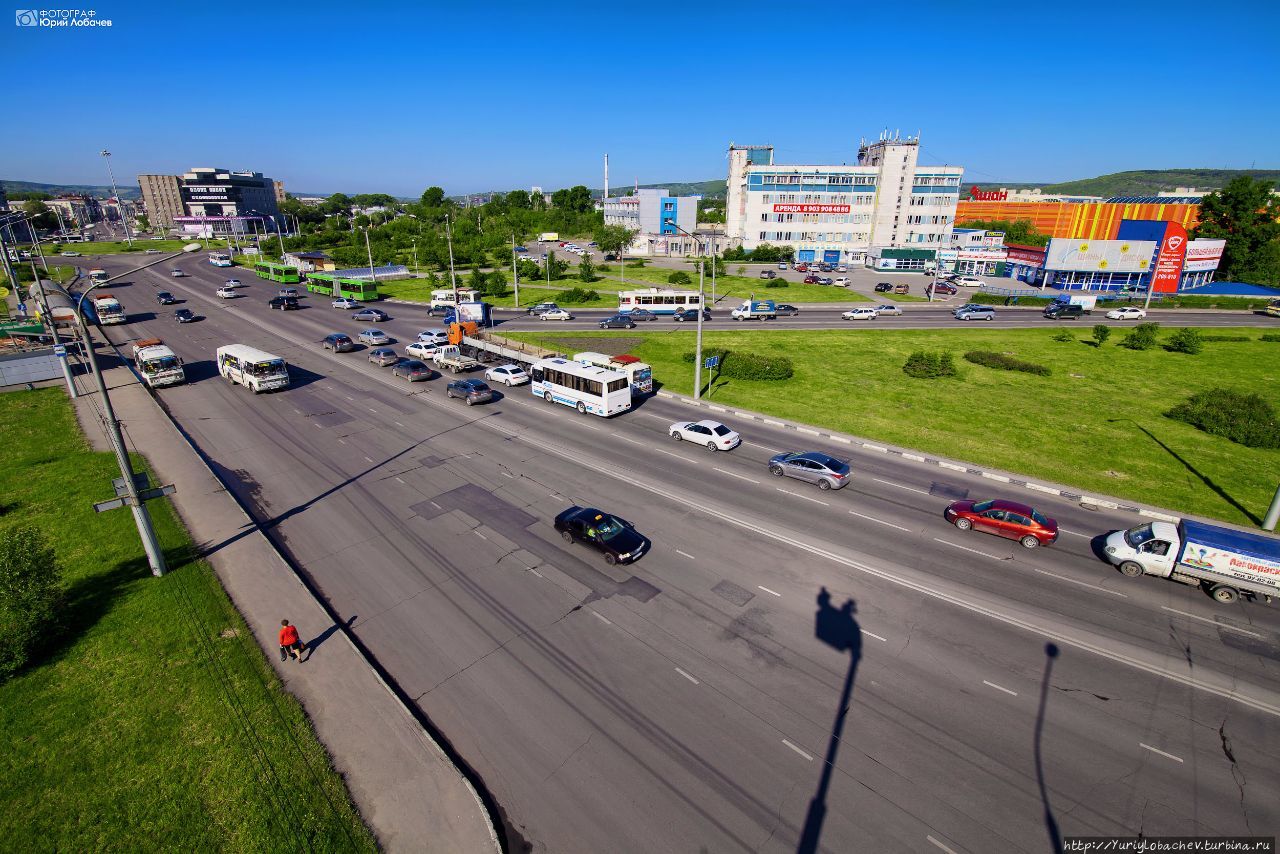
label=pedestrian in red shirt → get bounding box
[279,619,305,662]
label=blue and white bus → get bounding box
[531,357,631,417]
[618,288,702,315]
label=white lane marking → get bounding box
[675,549,696,560]
[395,477,406,485]
[345,395,354,401]
[530,569,544,578]
[902,453,925,461]
[314,423,322,428]
[848,510,910,531]
[874,478,930,495]
[337,438,346,444]
[744,441,783,453]
[715,467,760,484]
[652,447,699,463]
[429,501,441,509]
[797,427,820,436]
[933,538,1004,560]
[501,471,515,478]
[394,421,405,427]
[776,488,829,506]
[1033,568,1128,598]
[292,407,302,414]
[578,422,600,431]
[829,436,851,444]
[862,444,888,453]
[939,462,967,472]
[364,455,374,463]
[758,585,781,597]
[927,835,959,854]
[618,435,645,445]
[782,739,813,761]
[675,667,700,685]
[474,531,487,540]
[764,419,786,427]
[1058,528,1091,538]
[1140,743,1184,763]
[1160,606,1266,638]
[1025,483,1060,494]
[982,472,1011,483]
[548,492,559,499]
[861,629,888,642]
[983,680,1018,697]
[592,610,611,625]
[368,407,377,413]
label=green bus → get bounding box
[305,272,380,301]
[253,261,302,284]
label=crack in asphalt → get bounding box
[542,733,592,783]
[1219,719,1252,833]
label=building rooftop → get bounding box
[1106,195,1202,204]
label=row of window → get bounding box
[760,213,874,224]
[754,174,874,185]
[904,233,947,243]
[908,195,958,207]
[905,215,953,225]
[912,176,962,187]
[757,194,877,206]
[758,232,871,243]
[534,368,628,395]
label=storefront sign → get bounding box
[772,204,851,214]
[1005,246,1046,266]
[968,186,1008,201]
[1044,239,1156,272]
[1183,239,1225,272]
[1150,223,1188,293]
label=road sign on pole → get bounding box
[54,344,66,357]
[704,356,720,370]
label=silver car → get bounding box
[368,347,398,366]
[768,452,851,490]
[954,305,996,321]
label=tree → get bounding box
[668,271,692,285]
[1192,176,1280,284]
[22,199,58,231]
[578,254,597,283]
[594,224,637,259]
[135,214,150,231]
[507,189,531,209]
[485,270,508,296]
[546,250,569,280]
[420,186,445,207]
[1092,325,1111,346]
[953,218,1050,247]
[698,199,725,224]
[0,525,64,679]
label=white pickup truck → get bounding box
[432,345,480,375]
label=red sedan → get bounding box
[943,499,1059,548]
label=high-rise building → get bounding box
[725,133,964,268]
[273,180,286,204]
[172,167,284,236]
[138,174,183,229]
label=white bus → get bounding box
[88,269,109,283]
[216,344,290,393]
[209,252,233,267]
[531,357,631,417]
[572,352,654,395]
[618,288,702,315]
[429,288,482,310]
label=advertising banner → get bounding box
[1005,246,1046,265]
[1044,239,1157,272]
[772,204,851,214]
[1151,223,1189,293]
[455,302,487,324]
[1183,239,1225,272]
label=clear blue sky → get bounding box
[4,0,1277,197]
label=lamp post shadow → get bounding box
[1035,642,1064,854]
[797,587,863,854]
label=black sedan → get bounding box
[627,309,657,321]
[599,314,637,329]
[774,303,800,316]
[268,296,300,310]
[156,291,176,305]
[174,308,196,323]
[391,359,433,381]
[553,506,649,565]
[874,282,893,292]
[673,308,712,322]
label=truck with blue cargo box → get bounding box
[1104,518,1280,604]
[730,299,777,321]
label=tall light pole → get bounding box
[75,242,201,576]
[511,233,520,308]
[668,221,706,399]
[363,226,377,286]
[445,214,457,302]
[99,150,133,247]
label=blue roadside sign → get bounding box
[704,356,720,369]
[54,344,67,357]
[17,303,27,314]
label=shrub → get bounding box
[0,525,64,679]
[963,350,1051,376]
[1261,334,1280,343]
[903,350,958,379]
[1052,330,1075,343]
[551,287,599,304]
[1120,322,1161,350]
[1092,325,1111,346]
[1165,328,1204,354]
[1165,389,1280,449]
[681,348,793,380]
[1198,335,1250,342]
[667,271,691,285]
[763,280,789,288]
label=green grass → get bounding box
[0,390,375,851]
[378,277,618,308]
[593,265,871,304]
[47,239,194,255]
[970,292,1279,311]
[506,327,1280,527]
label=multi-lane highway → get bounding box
[82,255,1280,852]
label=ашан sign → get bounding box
[968,186,1008,201]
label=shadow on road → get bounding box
[303,615,357,660]
[1035,642,1064,854]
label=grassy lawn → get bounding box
[378,277,619,309]
[507,327,1280,527]
[970,292,1279,311]
[47,239,194,256]
[593,264,871,304]
[0,390,375,851]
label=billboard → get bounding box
[1044,239,1156,272]
[455,302,488,324]
[1183,239,1225,272]
[772,204,851,214]
[1150,223,1188,293]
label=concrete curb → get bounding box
[655,389,1183,523]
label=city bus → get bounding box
[530,357,631,417]
[572,351,654,395]
[88,269,109,284]
[430,288,482,310]
[209,252,233,267]
[253,261,302,284]
[618,288,702,315]
[1267,298,1280,318]
[305,272,381,301]
[216,344,290,393]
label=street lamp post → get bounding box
[445,214,458,303]
[74,242,201,576]
[668,222,707,399]
[100,150,133,248]
[363,226,377,287]
[511,233,520,308]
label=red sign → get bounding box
[1150,223,1188,293]
[771,204,851,214]
[968,186,1008,201]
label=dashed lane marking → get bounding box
[873,478,930,495]
[592,610,611,625]
[782,739,813,761]
[758,586,781,597]
[848,509,910,531]
[715,467,760,484]
[932,538,1003,560]
[675,549,696,560]
[983,680,1018,697]
[675,667,700,685]
[1160,606,1265,638]
[1033,568,1128,598]
[861,629,888,642]
[1140,743,1184,763]
[776,487,829,506]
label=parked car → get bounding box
[554,506,649,565]
[322,333,355,352]
[485,364,530,386]
[954,304,996,321]
[599,314,637,329]
[760,270,777,279]
[367,347,399,366]
[540,308,573,321]
[358,328,391,346]
[673,308,712,322]
[155,291,176,305]
[445,378,493,405]
[804,275,821,284]
[61,251,82,257]
[944,498,1059,548]
[873,304,902,316]
[216,286,238,299]
[768,452,851,491]
[818,277,834,286]
[332,297,360,309]
[893,283,910,294]
[528,302,559,315]
[841,307,878,321]
[1106,306,1147,320]
[931,282,958,295]
[405,341,443,360]
[795,263,809,272]
[352,308,389,322]
[669,420,741,451]
[392,359,434,382]
[774,304,800,316]
[954,276,984,288]
[833,277,850,287]
[174,308,196,323]
[874,282,893,292]
[836,265,848,273]
[268,296,299,310]
[626,308,657,321]
[818,264,833,273]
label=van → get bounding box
[759,270,777,279]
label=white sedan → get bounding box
[1105,306,1147,320]
[669,420,741,451]
[540,308,574,321]
[215,287,238,299]
[417,329,448,344]
[405,341,443,360]
[841,307,878,320]
[873,304,902,316]
[332,297,360,309]
[485,364,530,386]
[833,277,850,287]
[224,278,243,288]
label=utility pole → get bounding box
[445,214,457,302]
[695,240,705,400]
[100,150,133,247]
[363,226,377,287]
[31,278,77,398]
[511,232,520,308]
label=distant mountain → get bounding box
[973,169,1280,198]
[1,179,141,199]
[592,179,728,200]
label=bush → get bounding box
[1092,325,1111,346]
[963,350,1051,376]
[763,280,789,288]
[681,348,793,381]
[1165,328,1204,354]
[667,271,691,285]
[1120,322,1161,350]
[551,287,599,304]
[1052,330,1075,343]
[903,350,958,378]
[1165,389,1280,449]
[1198,335,1251,342]
[1261,334,1280,343]
[0,525,64,679]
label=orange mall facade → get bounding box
[954,199,1200,239]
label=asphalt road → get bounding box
[84,255,1280,852]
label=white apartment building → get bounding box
[725,133,964,266]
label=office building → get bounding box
[138,174,184,230]
[172,167,284,236]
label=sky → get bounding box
[4,0,1278,197]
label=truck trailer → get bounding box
[1104,518,1280,604]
